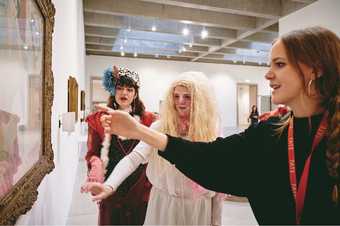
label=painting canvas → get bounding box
[68,76,79,121]
[0,0,55,224]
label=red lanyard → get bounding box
[287,112,328,224]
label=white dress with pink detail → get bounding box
[105,121,223,225]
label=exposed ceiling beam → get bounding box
[243,32,277,43]
[191,19,277,61]
[290,0,316,4]
[84,13,237,40]
[228,40,270,51]
[280,0,314,16]
[195,58,268,67]
[85,43,201,56]
[262,23,279,33]
[84,0,263,30]
[85,32,222,47]
[86,49,196,59]
[140,0,281,19]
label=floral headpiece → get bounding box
[102,66,140,96]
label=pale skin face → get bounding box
[173,85,191,119]
[114,85,136,111]
[265,39,322,117]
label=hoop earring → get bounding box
[307,79,314,96]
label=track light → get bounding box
[151,25,157,31]
[182,27,189,36]
[201,28,208,39]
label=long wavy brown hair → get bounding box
[280,26,340,190]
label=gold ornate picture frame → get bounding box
[0,0,55,224]
[68,76,79,121]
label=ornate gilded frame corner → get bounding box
[0,0,55,224]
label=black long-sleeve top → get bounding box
[159,114,340,225]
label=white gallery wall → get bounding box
[280,0,340,36]
[16,0,85,225]
[86,55,270,129]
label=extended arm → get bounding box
[104,140,152,191]
[211,193,225,226]
[100,108,263,196]
[81,140,153,201]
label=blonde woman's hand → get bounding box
[81,182,114,201]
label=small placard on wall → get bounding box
[62,112,75,133]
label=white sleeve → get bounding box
[103,121,159,190]
[103,150,144,190]
[211,193,225,226]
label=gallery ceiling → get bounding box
[83,0,316,66]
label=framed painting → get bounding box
[68,76,78,121]
[0,0,55,224]
[80,90,85,111]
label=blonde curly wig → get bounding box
[159,71,219,142]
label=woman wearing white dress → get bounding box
[82,72,224,225]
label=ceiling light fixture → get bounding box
[182,27,189,36]
[120,51,125,56]
[201,28,208,39]
[151,25,157,32]
[134,52,138,57]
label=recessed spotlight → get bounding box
[245,79,250,83]
[151,25,157,31]
[201,29,208,39]
[124,38,127,44]
[120,51,125,56]
[134,52,138,57]
[23,45,28,50]
[127,26,131,32]
[182,27,189,36]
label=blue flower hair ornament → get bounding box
[102,66,140,96]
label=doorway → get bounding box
[236,83,258,128]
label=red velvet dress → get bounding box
[85,111,155,225]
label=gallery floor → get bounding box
[66,136,258,225]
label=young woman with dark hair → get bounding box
[82,66,155,225]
